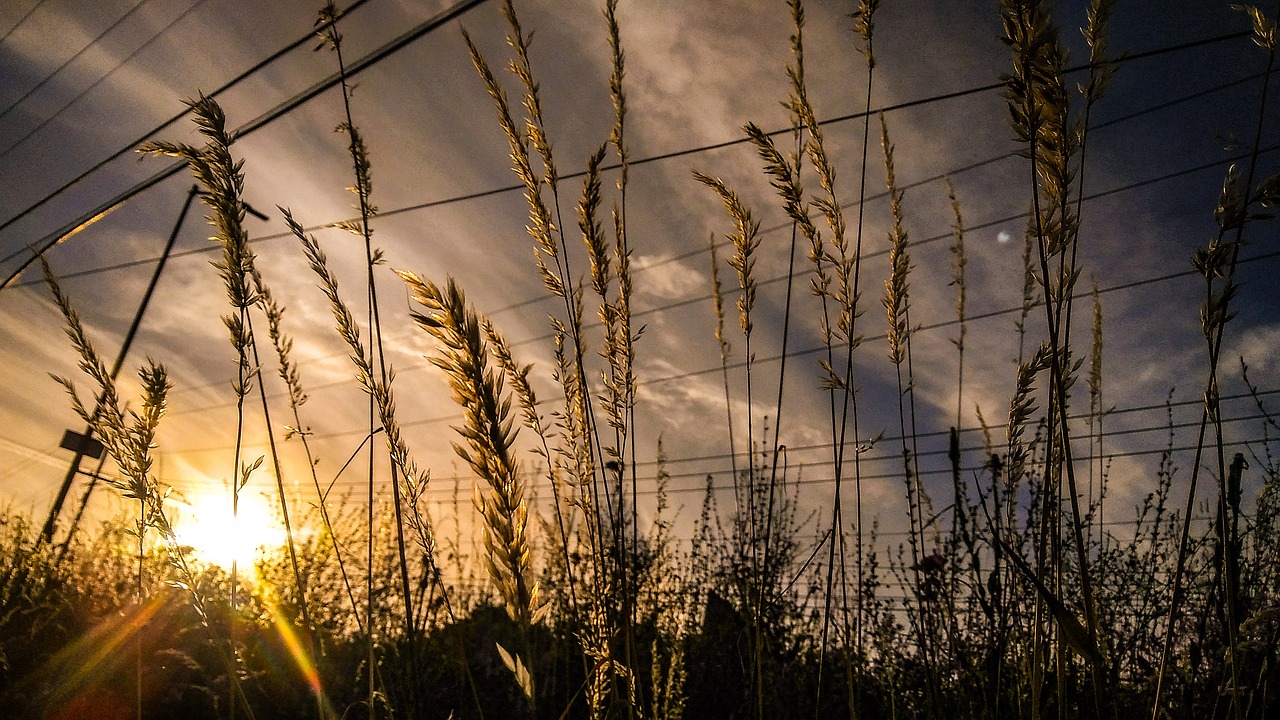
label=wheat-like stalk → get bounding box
[463,28,563,299]
[43,259,164,531]
[402,270,546,707]
[252,267,362,630]
[692,173,760,503]
[465,15,618,665]
[1007,344,1052,490]
[314,8,426,713]
[484,317,580,619]
[139,93,322,718]
[879,115,910,368]
[707,234,742,524]
[401,271,544,629]
[1087,277,1104,550]
[693,173,759,337]
[780,7,876,710]
[947,178,968,430]
[879,110,942,709]
[285,217,436,601]
[1156,11,1278,701]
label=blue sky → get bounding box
[1,0,1277,563]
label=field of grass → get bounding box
[2,0,1280,718]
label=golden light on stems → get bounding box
[401,270,545,628]
[692,171,759,336]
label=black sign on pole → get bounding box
[58,429,104,460]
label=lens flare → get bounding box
[42,596,165,719]
[265,600,334,716]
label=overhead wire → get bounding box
[0,436,66,480]
[0,0,375,246]
[0,0,153,126]
[161,386,1278,479]
[153,143,1280,417]
[0,0,491,289]
[14,61,1258,291]
[154,415,1278,498]
[7,16,1275,519]
[155,238,1280,427]
[0,0,55,47]
[0,0,214,163]
[12,64,1272,413]
[0,24,1253,281]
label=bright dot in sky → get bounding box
[175,491,287,570]
[997,230,1013,244]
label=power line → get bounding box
[162,204,1280,422]
[7,59,1262,320]
[154,421,1277,498]
[0,436,65,480]
[10,18,1275,494]
[0,0,55,47]
[18,66,1272,415]
[0,0,213,163]
[0,0,153,125]
[0,0,490,289]
[635,148,1280,391]
[160,381,1278,487]
[155,145,1280,419]
[338,29,1257,229]
[0,0,375,247]
[0,24,1252,282]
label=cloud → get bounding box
[632,253,704,300]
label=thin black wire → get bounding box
[152,147,1280,412]
[0,25,1251,273]
[0,0,375,246]
[156,238,1280,439]
[16,66,1272,411]
[7,61,1262,310]
[635,147,1280,391]
[0,0,55,47]
[0,0,213,163]
[162,380,1279,478]
[10,21,1275,498]
[0,0,152,125]
[157,420,1278,497]
[0,0,489,289]
[153,141,1280,422]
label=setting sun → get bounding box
[174,491,288,570]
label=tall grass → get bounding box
[6,1,1280,720]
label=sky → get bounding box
[1,0,1278,567]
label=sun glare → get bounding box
[176,492,288,570]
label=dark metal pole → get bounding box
[40,185,200,546]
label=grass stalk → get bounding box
[879,111,940,712]
[254,273,363,630]
[287,210,439,716]
[402,271,545,708]
[692,168,762,717]
[313,9,421,714]
[139,94,322,718]
[1154,8,1278,718]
